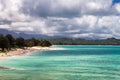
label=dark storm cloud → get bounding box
[0,20,12,25]
[21,0,118,18]
[21,0,81,18]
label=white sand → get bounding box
[0,46,52,59]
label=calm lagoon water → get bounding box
[0,45,120,80]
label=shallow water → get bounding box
[0,45,120,80]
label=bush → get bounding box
[39,40,52,47]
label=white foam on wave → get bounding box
[49,47,66,50]
[9,67,25,70]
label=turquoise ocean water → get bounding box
[0,45,120,80]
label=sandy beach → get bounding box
[0,46,58,70]
[0,46,59,70]
[0,46,52,59]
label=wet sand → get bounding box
[0,67,10,70]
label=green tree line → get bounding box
[0,34,52,52]
[47,38,120,45]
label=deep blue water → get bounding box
[0,45,120,80]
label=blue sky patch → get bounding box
[113,0,120,4]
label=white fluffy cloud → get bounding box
[114,3,120,13]
[0,0,120,39]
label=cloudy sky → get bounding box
[0,0,120,39]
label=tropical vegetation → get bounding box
[0,34,52,52]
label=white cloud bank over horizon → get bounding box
[0,0,120,39]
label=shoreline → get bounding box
[0,45,119,59]
[0,46,55,70]
[0,46,53,59]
